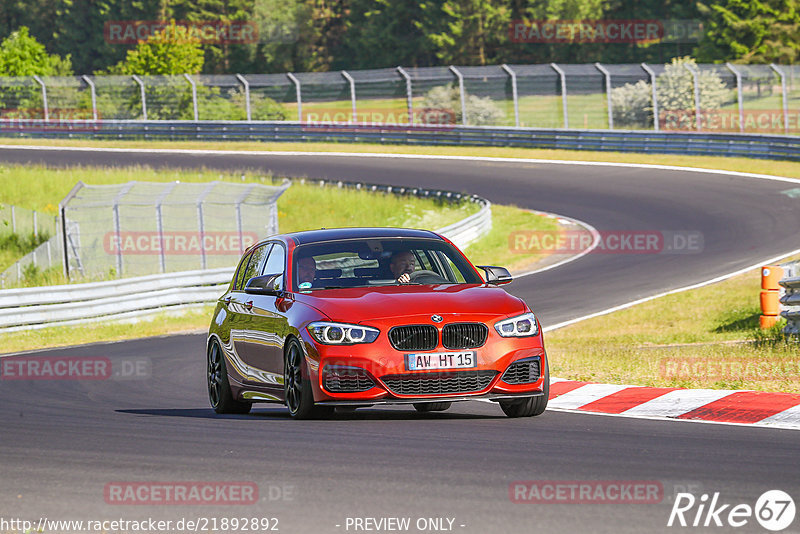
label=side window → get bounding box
[263,244,286,275]
[262,244,286,290]
[233,250,255,291]
[241,244,272,288]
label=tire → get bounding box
[284,338,334,420]
[500,358,549,418]
[413,402,452,412]
[207,339,252,414]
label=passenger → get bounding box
[389,250,416,284]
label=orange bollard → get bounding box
[760,315,778,329]
[760,265,784,329]
[761,265,783,290]
[760,290,780,316]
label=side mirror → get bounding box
[476,265,513,285]
[245,274,283,295]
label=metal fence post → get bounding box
[684,63,702,131]
[341,71,357,123]
[235,185,256,255]
[449,66,468,126]
[550,63,568,129]
[641,63,659,131]
[10,205,15,233]
[396,66,413,125]
[287,73,302,122]
[33,75,49,121]
[235,74,251,121]
[184,74,199,121]
[154,183,178,274]
[82,75,98,121]
[770,64,789,134]
[501,64,520,127]
[197,182,216,270]
[60,181,85,280]
[33,210,37,238]
[595,63,613,129]
[725,63,744,133]
[132,75,147,120]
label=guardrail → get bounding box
[0,182,490,331]
[779,261,800,335]
[1,120,799,161]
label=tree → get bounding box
[102,21,204,75]
[0,26,72,76]
[695,0,800,63]
[425,0,511,65]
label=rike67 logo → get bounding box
[668,490,795,531]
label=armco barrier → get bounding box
[0,184,490,330]
[1,120,799,161]
[779,261,800,335]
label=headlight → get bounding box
[494,312,538,337]
[307,322,380,345]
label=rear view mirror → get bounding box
[476,265,513,285]
[245,274,282,295]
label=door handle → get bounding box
[245,300,254,310]
[224,296,232,305]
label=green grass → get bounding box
[545,259,800,393]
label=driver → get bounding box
[389,250,416,284]
[297,256,317,286]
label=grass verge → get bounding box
[545,257,800,393]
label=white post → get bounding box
[449,66,468,126]
[725,63,744,133]
[33,75,49,121]
[595,63,613,129]
[184,74,198,121]
[397,66,413,125]
[550,63,568,129]
[132,75,147,120]
[287,73,302,122]
[33,210,38,238]
[235,74,251,121]
[501,64,520,127]
[341,70,357,123]
[82,75,98,121]
[770,64,789,134]
[641,63,659,131]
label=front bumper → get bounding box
[300,328,547,403]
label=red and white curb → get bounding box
[548,378,800,429]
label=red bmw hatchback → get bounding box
[207,228,549,419]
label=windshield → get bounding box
[292,238,482,291]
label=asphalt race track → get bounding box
[1,146,800,533]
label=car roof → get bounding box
[281,227,442,245]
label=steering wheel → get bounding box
[408,270,449,284]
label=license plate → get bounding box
[405,351,477,371]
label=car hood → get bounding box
[292,284,527,322]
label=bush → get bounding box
[421,84,504,126]
[610,57,731,130]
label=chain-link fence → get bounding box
[1,63,798,134]
[60,180,289,279]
